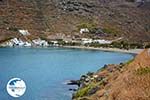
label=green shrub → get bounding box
[77,23,97,31]
[129,43,143,49]
[110,41,143,49]
[125,59,134,65]
[102,27,119,35]
[57,41,66,45]
[86,42,109,48]
[65,42,81,46]
[145,43,150,48]
[74,86,90,98]
[74,82,97,98]
[110,41,123,49]
[136,67,150,75]
[8,27,18,32]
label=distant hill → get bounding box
[0,0,150,42]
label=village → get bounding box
[0,28,113,47]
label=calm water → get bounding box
[0,47,133,100]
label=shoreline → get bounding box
[0,45,144,55]
[62,46,143,55]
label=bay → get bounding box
[0,47,133,100]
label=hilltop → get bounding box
[72,49,150,100]
[0,0,150,43]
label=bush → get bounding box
[129,43,143,49]
[145,43,150,48]
[125,59,134,65]
[8,27,18,32]
[111,41,124,49]
[102,27,119,36]
[136,67,150,75]
[85,42,109,48]
[77,22,97,31]
[65,42,81,46]
[89,28,104,34]
[74,82,97,98]
[110,41,143,49]
[58,41,66,45]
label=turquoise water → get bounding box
[0,47,133,100]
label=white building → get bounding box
[24,42,32,47]
[11,38,19,44]
[93,39,112,44]
[51,41,58,44]
[41,40,49,46]
[32,39,49,46]
[50,41,59,46]
[5,41,13,47]
[11,38,24,46]
[80,28,89,34]
[19,30,30,36]
[81,38,93,44]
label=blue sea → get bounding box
[0,47,133,100]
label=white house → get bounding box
[19,30,30,36]
[11,38,19,44]
[41,40,49,46]
[32,39,49,46]
[11,38,24,46]
[80,28,89,34]
[93,39,112,44]
[81,38,93,44]
[51,41,59,46]
[51,41,58,44]
[24,42,32,47]
[6,41,13,47]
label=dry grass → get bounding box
[79,49,150,100]
[109,49,150,100]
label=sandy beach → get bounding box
[63,46,144,55]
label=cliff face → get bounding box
[0,0,150,42]
[73,49,150,100]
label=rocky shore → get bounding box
[68,49,150,100]
[67,63,125,99]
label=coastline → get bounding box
[71,49,150,100]
[0,45,144,55]
[62,46,143,55]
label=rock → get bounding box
[80,75,87,80]
[67,80,81,87]
[86,72,94,76]
[69,88,77,91]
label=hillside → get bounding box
[72,49,150,100]
[0,0,150,42]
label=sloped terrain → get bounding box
[0,0,150,42]
[73,49,150,100]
